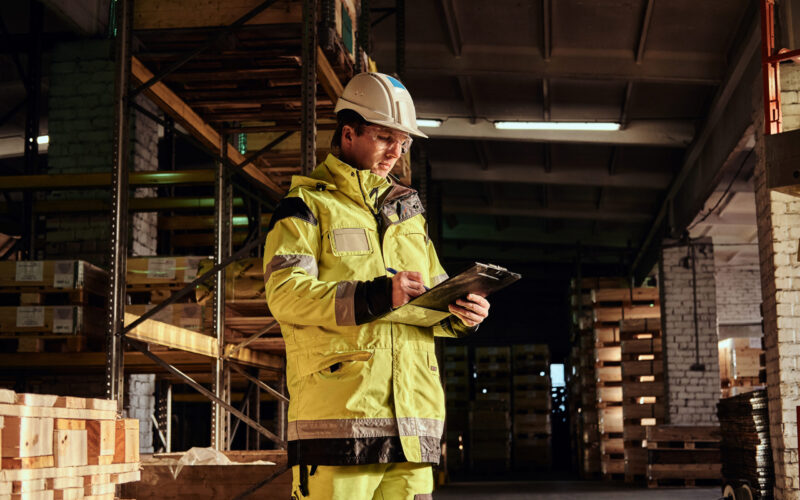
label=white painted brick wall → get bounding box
[126,374,156,454]
[753,62,800,498]
[715,262,762,325]
[659,239,721,425]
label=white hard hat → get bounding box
[334,72,428,139]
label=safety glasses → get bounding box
[362,125,413,154]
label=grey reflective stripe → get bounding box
[264,254,318,282]
[289,418,398,440]
[335,280,358,326]
[398,417,444,438]
[288,417,444,440]
[431,273,448,286]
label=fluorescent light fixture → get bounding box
[494,121,621,131]
[417,119,442,128]
[36,135,49,145]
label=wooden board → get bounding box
[87,420,116,462]
[53,429,88,467]
[2,417,54,458]
[113,420,139,464]
[592,287,659,303]
[121,450,289,499]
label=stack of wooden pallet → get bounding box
[620,318,665,483]
[593,285,660,481]
[511,344,551,471]
[717,389,773,498]
[567,279,601,479]
[0,388,141,499]
[470,347,511,473]
[594,324,623,480]
[718,337,765,398]
[443,345,470,475]
[0,261,108,353]
[646,425,721,488]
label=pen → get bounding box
[386,267,429,291]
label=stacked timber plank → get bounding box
[646,425,721,488]
[0,388,141,499]
[717,389,773,499]
[470,347,511,473]
[0,261,108,353]
[511,345,551,471]
[443,346,470,476]
[619,318,665,483]
[718,337,765,398]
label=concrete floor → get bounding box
[434,481,722,499]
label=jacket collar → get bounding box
[297,154,391,213]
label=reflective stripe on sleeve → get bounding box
[335,280,358,326]
[288,417,444,441]
[264,254,319,282]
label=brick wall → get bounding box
[753,62,800,498]
[715,261,762,340]
[46,40,159,266]
[659,238,721,425]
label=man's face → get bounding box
[341,124,412,178]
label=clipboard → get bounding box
[381,262,521,327]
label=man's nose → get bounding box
[385,141,402,157]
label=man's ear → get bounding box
[342,125,353,145]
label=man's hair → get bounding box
[331,109,368,150]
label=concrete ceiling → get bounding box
[369,0,756,272]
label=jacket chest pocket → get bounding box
[329,228,373,256]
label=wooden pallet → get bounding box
[647,425,721,488]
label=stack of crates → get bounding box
[592,285,660,482]
[0,260,108,353]
[125,256,210,335]
[511,344,551,471]
[568,279,601,479]
[443,345,470,475]
[620,318,665,483]
[470,347,512,473]
[594,324,624,480]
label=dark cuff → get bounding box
[353,276,393,325]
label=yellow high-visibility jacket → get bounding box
[263,154,473,467]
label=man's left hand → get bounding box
[448,294,490,327]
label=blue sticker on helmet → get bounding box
[386,75,406,90]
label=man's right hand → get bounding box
[391,271,426,308]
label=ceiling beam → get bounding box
[372,44,723,85]
[436,0,462,57]
[442,199,652,222]
[458,75,478,123]
[542,0,552,61]
[635,0,656,64]
[430,160,672,189]
[630,18,760,280]
[474,140,490,170]
[542,78,551,121]
[422,117,694,147]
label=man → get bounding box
[263,72,490,500]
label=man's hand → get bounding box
[391,271,426,308]
[448,294,490,327]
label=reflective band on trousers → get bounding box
[264,253,319,281]
[288,417,444,441]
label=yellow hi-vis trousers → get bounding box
[290,462,433,500]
